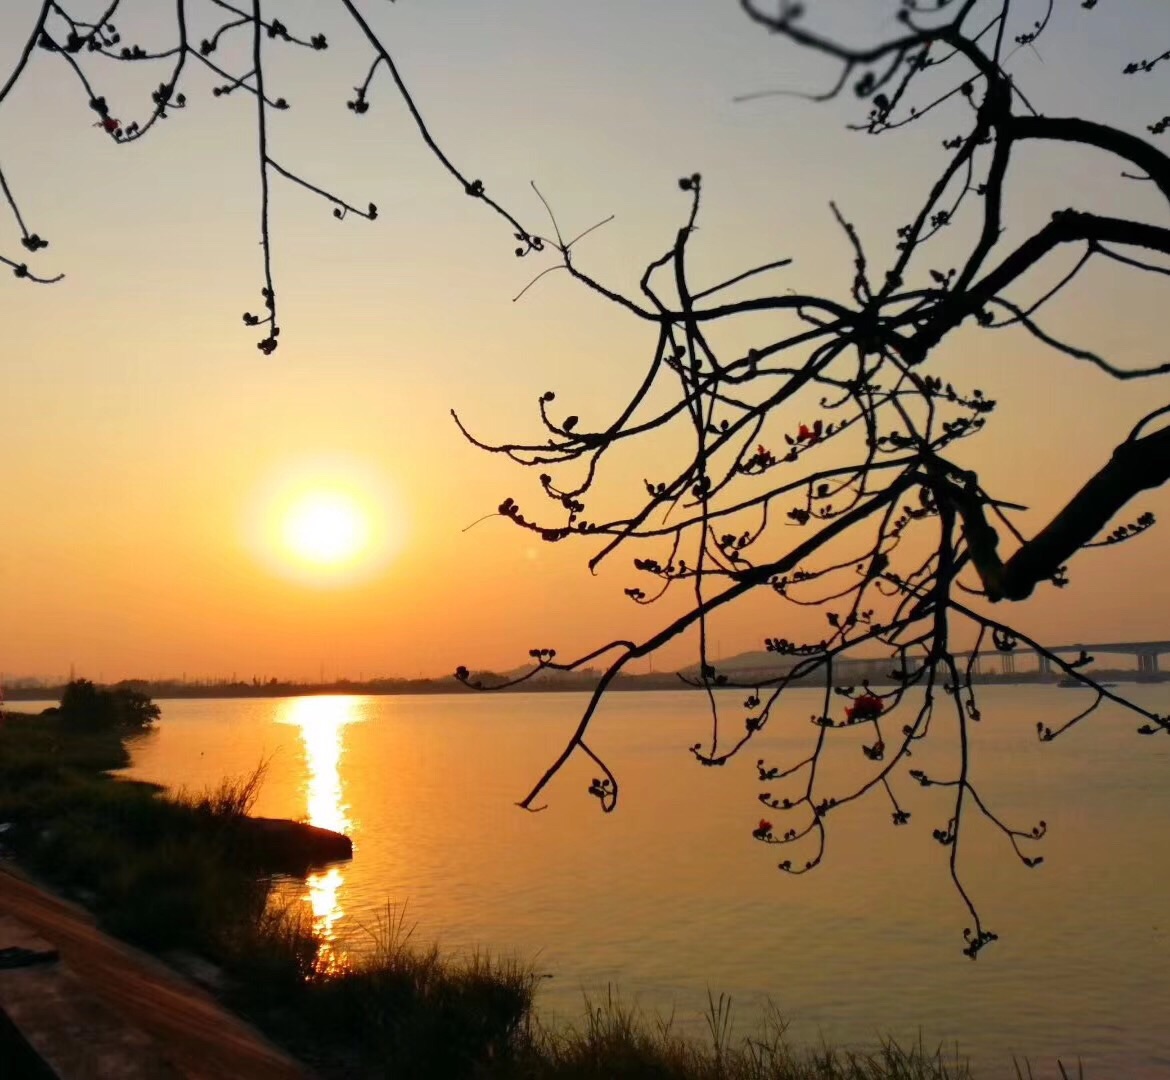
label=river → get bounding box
[77,685,1170,1076]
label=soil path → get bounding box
[0,864,310,1079]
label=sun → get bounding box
[282,491,370,569]
[247,458,403,587]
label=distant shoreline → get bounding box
[5,668,1165,702]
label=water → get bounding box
[97,686,1170,1075]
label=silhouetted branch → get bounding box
[6,0,1170,958]
[947,424,1170,601]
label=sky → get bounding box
[2,0,1169,683]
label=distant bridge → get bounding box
[953,640,1170,676]
[702,640,1170,683]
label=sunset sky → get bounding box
[2,0,1169,683]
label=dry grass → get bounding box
[503,988,974,1080]
[170,760,268,821]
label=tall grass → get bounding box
[171,760,267,821]
[225,903,538,1078]
[502,988,974,1080]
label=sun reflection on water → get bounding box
[277,695,362,967]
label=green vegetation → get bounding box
[0,709,269,951]
[235,904,538,1078]
[0,707,1063,1078]
[56,678,161,734]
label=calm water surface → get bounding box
[109,687,1168,1077]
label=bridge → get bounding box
[695,640,1170,683]
[954,640,1170,676]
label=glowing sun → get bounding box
[282,492,370,569]
[247,459,403,586]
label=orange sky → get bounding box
[2,1,1169,683]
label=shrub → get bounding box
[57,679,160,734]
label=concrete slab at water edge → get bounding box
[0,918,178,1078]
[0,867,311,1079]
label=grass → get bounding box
[216,902,538,1077]
[171,761,267,820]
[219,899,977,1080]
[1013,1063,1085,1080]
[506,990,976,1080]
[0,709,1073,1079]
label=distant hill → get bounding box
[678,648,898,686]
[679,650,804,679]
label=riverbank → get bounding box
[0,708,1012,1078]
[0,863,306,1078]
[0,709,529,1075]
[0,872,977,1080]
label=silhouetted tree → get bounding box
[4,0,1169,955]
[59,678,160,733]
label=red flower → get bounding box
[796,420,824,445]
[94,117,121,134]
[757,818,773,833]
[847,693,884,722]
